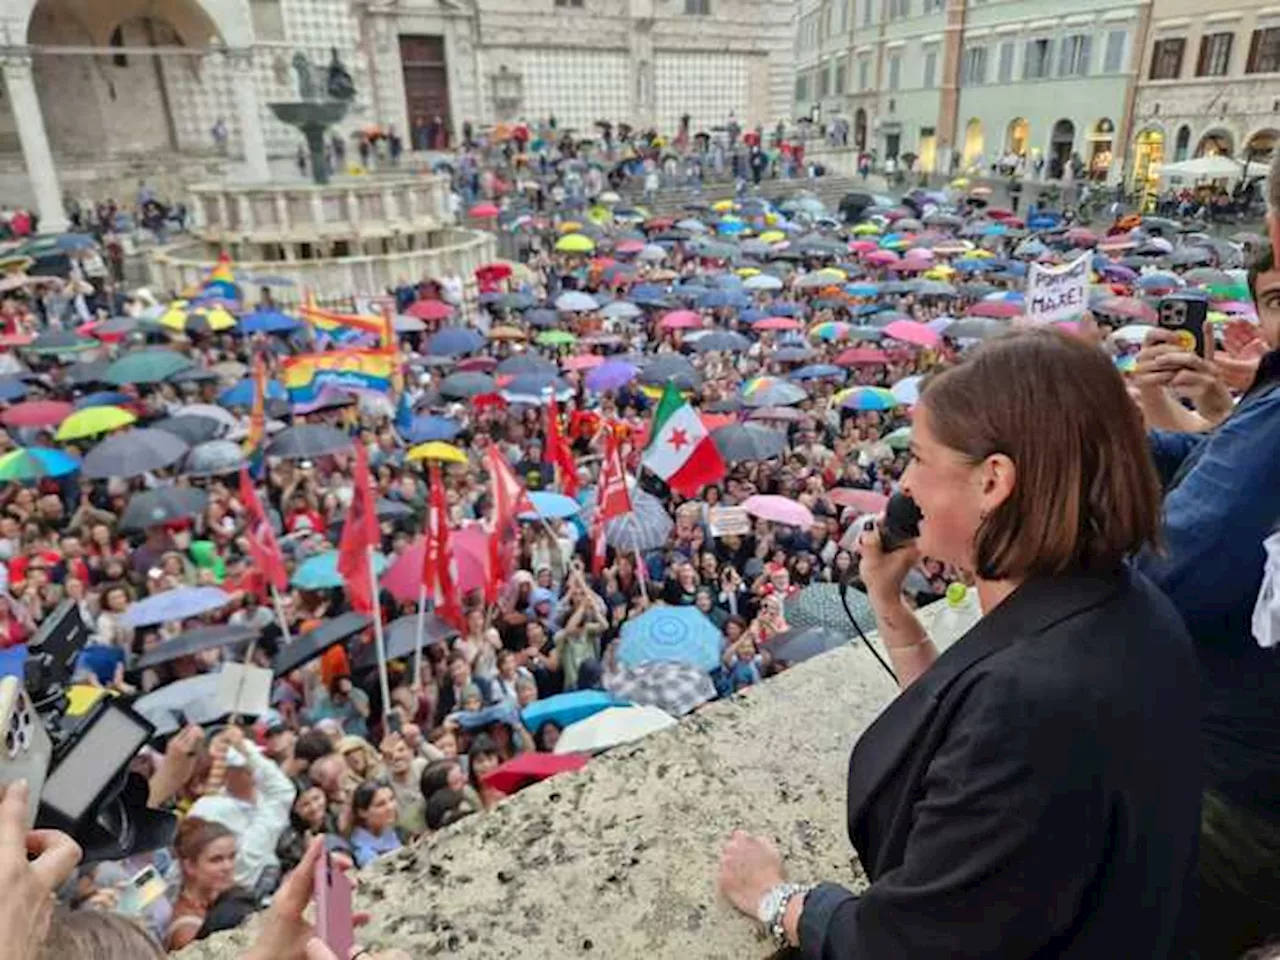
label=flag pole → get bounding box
[269,585,293,647]
[413,581,428,691]
[367,545,392,721]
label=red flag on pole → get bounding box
[591,428,632,574]
[337,444,379,614]
[545,394,579,497]
[238,466,287,592]
[484,446,535,598]
[423,463,463,627]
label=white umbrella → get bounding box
[553,705,677,755]
[601,301,642,320]
[890,375,923,406]
[744,274,783,291]
[1157,155,1246,181]
[555,291,598,312]
[1112,323,1156,345]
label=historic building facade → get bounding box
[0,0,797,230]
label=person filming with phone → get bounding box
[718,330,1202,958]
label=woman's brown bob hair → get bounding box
[919,329,1161,580]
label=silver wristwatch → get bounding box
[757,882,814,947]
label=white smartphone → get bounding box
[0,676,53,827]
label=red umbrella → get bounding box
[753,316,803,331]
[615,239,646,254]
[475,263,512,285]
[659,309,702,330]
[643,217,675,231]
[483,752,588,795]
[381,526,488,604]
[883,320,940,348]
[0,400,73,428]
[406,299,453,321]
[562,354,604,372]
[456,356,498,373]
[966,300,1022,319]
[468,202,500,218]
[848,240,878,255]
[827,488,889,513]
[834,347,890,366]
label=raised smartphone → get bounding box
[314,849,355,958]
[0,675,53,827]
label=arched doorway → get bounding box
[1195,129,1233,157]
[962,118,984,171]
[1049,119,1075,179]
[854,108,867,151]
[1174,125,1192,163]
[1244,128,1279,164]
[1005,118,1029,158]
[1132,128,1164,198]
[1087,118,1114,180]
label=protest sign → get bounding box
[1025,252,1090,325]
[709,506,752,537]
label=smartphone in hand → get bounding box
[1158,295,1210,357]
[0,676,52,828]
[313,849,355,959]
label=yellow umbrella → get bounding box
[969,249,996,259]
[736,267,761,277]
[66,684,113,717]
[557,221,584,234]
[763,212,779,226]
[851,223,881,235]
[758,230,786,244]
[712,199,737,213]
[923,265,957,279]
[813,268,847,283]
[488,325,527,341]
[159,301,237,333]
[950,177,971,188]
[556,234,596,254]
[586,206,612,225]
[407,441,468,464]
[55,405,137,441]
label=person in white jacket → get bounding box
[189,727,296,898]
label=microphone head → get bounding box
[879,493,922,553]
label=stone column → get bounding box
[229,49,271,182]
[2,54,69,235]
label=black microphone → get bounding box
[879,493,922,553]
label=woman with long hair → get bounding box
[347,782,402,868]
[166,818,249,951]
[718,330,1201,958]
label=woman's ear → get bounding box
[979,453,1016,516]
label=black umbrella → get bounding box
[765,625,852,665]
[135,623,260,670]
[272,612,373,676]
[439,371,497,399]
[639,355,701,391]
[120,486,209,531]
[168,367,222,386]
[267,424,353,460]
[711,423,788,463]
[706,395,743,413]
[63,359,111,387]
[183,439,248,477]
[352,613,459,671]
[495,354,558,377]
[82,428,189,479]
[152,415,223,445]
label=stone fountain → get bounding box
[270,48,356,185]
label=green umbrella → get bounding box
[24,330,98,356]
[0,447,80,482]
[535,330,577,346]
[102,349,193,386]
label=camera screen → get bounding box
[41,707,150,822]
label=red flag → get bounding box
[591,428,632,575]
[545,395,579,497]
[484,447,535,597]
[423,463,463,627]
[238,466,287,592]
[337,444,379,614]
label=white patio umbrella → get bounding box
[553,705,677,755]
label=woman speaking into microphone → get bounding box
[719,329,1202,958]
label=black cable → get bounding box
[838,581,898,684]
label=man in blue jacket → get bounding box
[1133,245,1280,958]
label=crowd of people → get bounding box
[0,136,1275,960]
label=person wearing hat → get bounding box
[188,725,296,900]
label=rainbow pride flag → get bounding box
[282,349,397,403]
[297,293,392,346]
[190,253,241,304]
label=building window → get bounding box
[796,75,808,101]
[840,0,850,33]
[1103,29,1127,73]
[684,0,710,12]
[1058,34,1091,76]
[1024,38,1054,78]
[249,0,286,41]
[963,45,988,84]
[823,2,834,38]
[1197,32,1233,75]
[554,0,584,6]
[1150,37,1185,79]
[1246,27,1280,73]
[835,57,848,93]
[888,54,902,89]
[819,62,831,96]
[888,0,909,18]
[924,0,944,10]
[997,41,1015,81]
[862,0,872,26]
[858,56,870,89]
[923,49,938,87]
[1174,124,1191,161]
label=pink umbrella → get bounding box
[834,346,890,366]
[848,240,879,254]
[827,488,889,513]
[754,316,804,331]
[562,354,605,371]
[659,309,702,330]
[615,239,646,255]
[382,527,488,603]
[904,247,935,260]
[887,259,927,273]
[865,250,900,266]
[966,300,1022,319]
[742,494,815,529]
[884,319,941,348]
[468,202,500,218]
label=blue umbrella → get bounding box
[238,309,301,335]
[406,414,461,443]
[521,690,623,732]
[792,363,845,381]
[0,447,80,481]
[427,327,485,357]
[845,283,880,297]
[74,391,132,409]
[502,373,571,401]
[0,378,28,402]
[219,378,286,407]
[122,586,233,628]
[292,550,388,590]
[618,607,723,673]
[524,308,559,329]
[769,303,805,317]
[520,490,581,520]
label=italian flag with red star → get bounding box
[641,382,726,497]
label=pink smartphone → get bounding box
[313,850,355,958]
